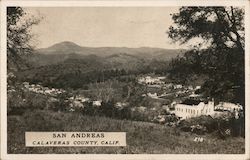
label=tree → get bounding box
[168,7,244,50]
[7,7,41,70]
[168,7,245,105]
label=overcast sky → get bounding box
[25,7,188,49]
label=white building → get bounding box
[215,102,243,112]
[174,84,183,89]
[138,76,165,85]
[195,86,201,90]
[189,93,202,98]
[147,92,158,99]
[115,102,128,107]
[188,85,194,90]
[175,101,215,119]
[93,100,102,106]
[158,76,166,80]
[75,95,90,103]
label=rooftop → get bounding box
[181,99,202,105]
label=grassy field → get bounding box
[7,110,245,154]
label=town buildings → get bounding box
[214,102,243,112]
[174,100,215,119]
[174,99,243,119]
[138,76,166,85]
[22,82,65,96]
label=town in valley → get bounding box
[6,6,245,154]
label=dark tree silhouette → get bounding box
[7,7,41,70]
[168,7,244,105]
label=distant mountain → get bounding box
[28,41,185,67]
[36,41,85,55]
[36,41,184,57]
[16,41,185,88]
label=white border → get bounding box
[0,1,249,160]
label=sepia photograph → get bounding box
[1,0,249,159]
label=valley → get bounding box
[7,41,244,154]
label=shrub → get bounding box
[177,115,245,137]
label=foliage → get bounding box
[168,7,244,49]
[178,115,245,137]
[16,57,173,90]
[7,7,41,70]
[7,83,69,114]
[7,85,47,115]
[168,7,245,105]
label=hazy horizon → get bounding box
[24,7,195,50]
[36,40,187,50]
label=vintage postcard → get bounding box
[0,0,249,160]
